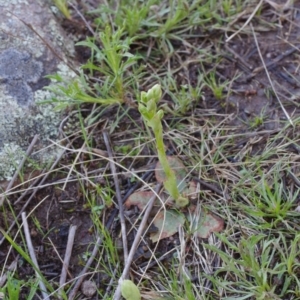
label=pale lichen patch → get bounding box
[0,0,28,6]
[0,143,26,181]
[0,81,66,180]
[48,19,75,58]
[0,22,44,58]
[0,48,43,106]
[0,0,76,181]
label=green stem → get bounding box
[152,119,179,201]
[139,84,189,207]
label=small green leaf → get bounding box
[150,210,185,242]
[121,280,141,300]
[156,109,164,120]
[146,84,162,103]
[140,91,148,104]
[53,0,71,19]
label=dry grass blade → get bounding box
[0,143,68,246]
[59,225,77,299]
[68,236,103,300]
[21,212,49,299]
[103,130,129,262]
[226,0,263,42]
[250,23,293,126]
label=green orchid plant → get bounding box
[138,84,189,207]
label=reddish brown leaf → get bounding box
[189,207,224,238]
[125,191,167,211]
[125,191,155,210]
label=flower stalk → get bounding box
[138,84,188,207]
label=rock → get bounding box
[0,0,76,182]
[81,280,97,298]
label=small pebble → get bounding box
[81,280,97,298]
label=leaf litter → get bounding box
[125,156,224,242]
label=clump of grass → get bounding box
[46,26,142,110]
[78,25,139,101]
[0,273,23,300]
[204,70,230,101]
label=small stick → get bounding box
[288,171,300,188]
[68,2,96,36]
[112,183,162,300]
[0,135,39,207]
[21,212,49,299]
[226,0,263,42]
[250,23,292,126]
[224,44,253,71]
[252,46,297,74]
[103,262,119,298]
[104,167,154,229]
[103,131,128,262]
[0,187,48,247]
[140,248,176,271]
[59,225,77,299]
[14,173,44,205]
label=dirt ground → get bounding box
[1,1,300,299]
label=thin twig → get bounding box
[14,172,44,205]
[224,44,253,71]
[112,183,162,300]
[140,248,176,271]
[250,23,293,126]
[0,185,48,247]
[288,171,300,187]
[21,212,49,299]
[59,225,77,299]
[252,46,297,74]
[103,131,128,262]
[67,210,119,299]
[68,2,96,36]
[0,135,39,207]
